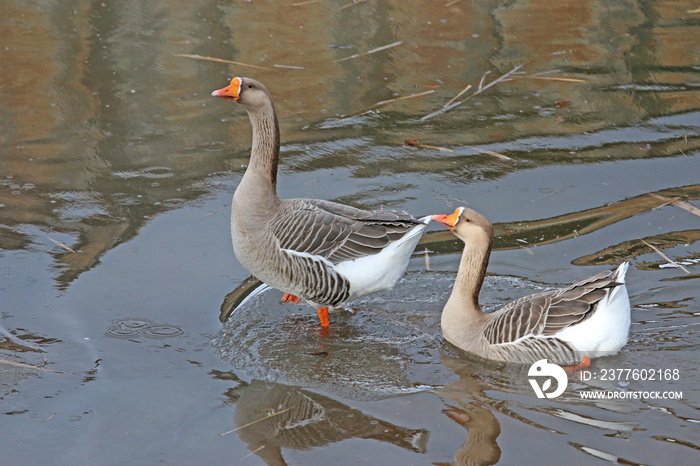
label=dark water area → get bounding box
[1,1,699,464]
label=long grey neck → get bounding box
[444,236,492,325]
[248,102,280,190]
[234,101,281,214]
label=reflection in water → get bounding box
[213,373,429,465]
[0,325,64,400]
[1,0,698,290]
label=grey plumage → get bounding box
[434,207,631,366]
[213,77,429,315]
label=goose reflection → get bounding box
[435,354,563,466]
[214,372,429,465]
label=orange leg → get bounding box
[317,307,330,328]
[281,293,301,304]
[563,355,591,372]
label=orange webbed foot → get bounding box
[281,293,301,304]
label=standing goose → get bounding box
[212,77,430,327]
[432,207,630,366]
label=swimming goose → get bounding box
[432,207,630,366]
[212,77,430,327]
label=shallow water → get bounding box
[2,0,699,464]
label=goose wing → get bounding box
[484,267,622,345]
[270,199,427,264]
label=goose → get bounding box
[212,77,430,327]
[432,207,630,366]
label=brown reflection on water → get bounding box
[1,0,698,290]
[214,374,429,465]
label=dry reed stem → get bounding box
[0,358,71,374]
[402,139,453,152]
[240,446,266,461]
[340,0,366,10]
[292,0,326,6]
[273,64,305,70]
[443,84,472,108]
[512,76,588,83]
[331,90,434,124]
[463,145,511,160]
[176,54,274,71]
[219,408,292,436]
[641,240,690,274]
[38,413,56,426]
[48,238,77,254]
[649,193,700,218]
[336,40,403,63]
[445,0,463,6]
[420,65,523,121]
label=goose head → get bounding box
[432,207,494,245]
[212,77,273,112]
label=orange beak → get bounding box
[211,77,241,101]
[431,208,461,230]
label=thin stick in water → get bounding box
[340,0,366,10]
[176,54,274,71]
[420,65,522,121]
[443,84,472,108]
[463,145,511,160]
[648,193,700,219]
[330,90,434,125]
[336,40,403,63]
[48,238,77,254]
[512,76,587,83]
[219,407,292,436]
[0,358,71,374]
[641,240,690,274]
[292,0,326,6]
[240,446,266,461]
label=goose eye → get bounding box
[464,217,471,222]
[247,84,253,89]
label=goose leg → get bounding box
[281,293,301,304]
[317,307,330,328]
[562,355,591,372]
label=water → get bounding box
[1,0,699,464]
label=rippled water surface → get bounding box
[1,1,699,464]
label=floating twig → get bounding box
[420,65,523,121]
[648,193,700,219]
[175,54,274,71]
[641,240,690,274]
[403,139,453,152]
[511,76,587,83]
[219,408,292,436]
[38,413,56,426]
[374,89,434,108]
[292,0,326,6]
[424,248,431,271]
[463,145,511,160]
[273,64,305,70]
[340,0,366,10]
[48,238,77,254]
[328,90,434,125]
[0,358,71,374]
[336,40,403,63]
[240,446,266,461]
[446,0,463,6]
[443,84,472,108]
